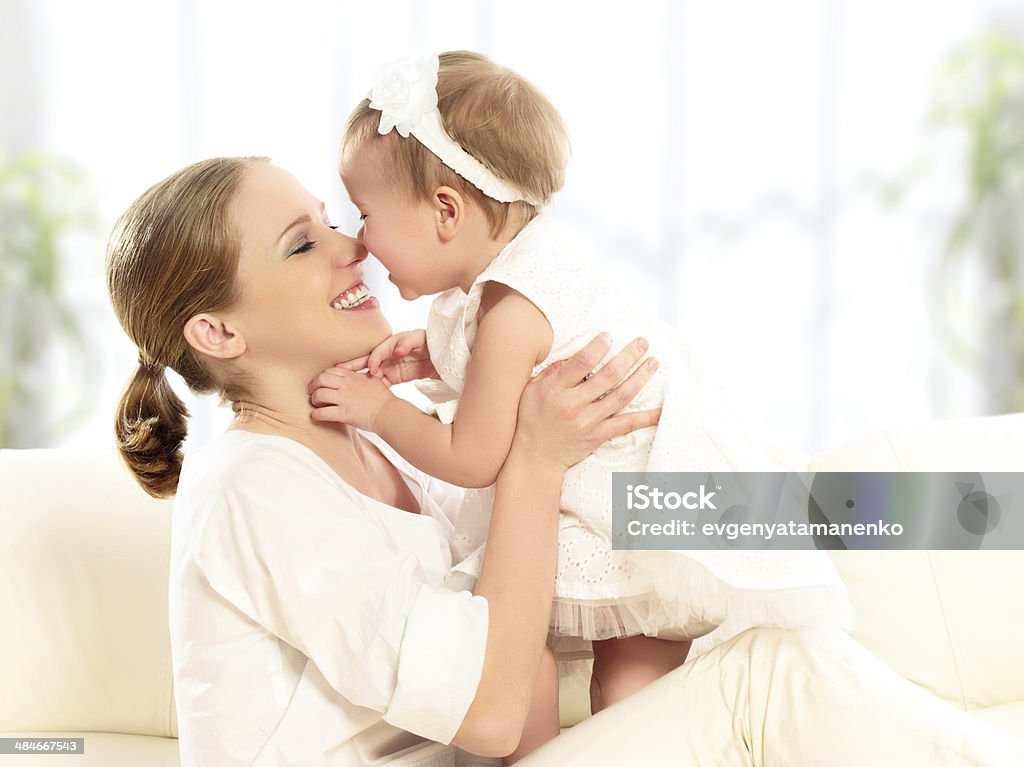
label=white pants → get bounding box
[514,627,1024,767]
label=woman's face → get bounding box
[226,162,392,374]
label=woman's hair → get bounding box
[106,156,265,499]
[341,50,571,237]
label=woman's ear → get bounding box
[183,313,247,360]
[432,185,465,242]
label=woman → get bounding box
[107,157,1024,766]
[108,156,658,765]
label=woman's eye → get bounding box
[359,214,367,221]
[290,240,316,256]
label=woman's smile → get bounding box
[330,281,379,311]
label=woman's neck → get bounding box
[231,400,348,437]
[228,367,362,460]
[229,377,420,515]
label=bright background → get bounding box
[3,0,1023,455]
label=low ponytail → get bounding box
[106,157,263,497]
[114,364,189,499]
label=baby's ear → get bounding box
[432,185,465,241]
[183,313,247,360]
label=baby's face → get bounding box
[339,141,453,301]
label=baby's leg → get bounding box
[590,635,692,714]
[504,642,560,765]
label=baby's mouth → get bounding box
[331,282,372,309]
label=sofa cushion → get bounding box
[0,448,177,737]
[811,415,1024,716]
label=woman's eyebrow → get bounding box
[276,202,327,243]
[277,215,311,243]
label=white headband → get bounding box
[367,54,541,206]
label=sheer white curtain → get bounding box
[9,0,1013,453]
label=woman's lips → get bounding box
[330,282,376,310]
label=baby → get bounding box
[310,51,852,762]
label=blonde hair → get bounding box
[341,50,571,237]
[106,156,265,498]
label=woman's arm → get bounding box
[453,334,659,757]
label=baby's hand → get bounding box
[336,329,438,385]
[307,366,395,431]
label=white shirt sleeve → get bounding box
[189,446,489,745]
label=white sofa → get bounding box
[2,414,1023,765]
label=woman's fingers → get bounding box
[594,406,662,443]
[579,336,650,400]
[591,355,659,418]
[515,335,657,464]
[550,332,613,385]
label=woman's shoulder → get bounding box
[179,430,331,493]
[174,430,350,530]
[172,431,372,559]
[177,429,457,523]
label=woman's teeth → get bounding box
[331,283,371,309]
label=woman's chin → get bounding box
[350,312,393,353]
[369,322,393,348]
[310,301,393,368]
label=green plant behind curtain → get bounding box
[923,33,1024,412]
[0,152,99,447]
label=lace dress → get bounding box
[417,214,854,656]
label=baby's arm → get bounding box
[373,282,553,487]
[309,283,552,488]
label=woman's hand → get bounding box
[334,329,439,385]
[510,333,660,475]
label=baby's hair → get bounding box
[106,156,265,498]
[342,50,571,237]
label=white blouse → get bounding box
[169,430,493,766]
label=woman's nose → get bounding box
[333,233,368,268]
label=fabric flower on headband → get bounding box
[365,53,540,205]
[368,54,440,137]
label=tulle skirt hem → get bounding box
[445,560,855,644]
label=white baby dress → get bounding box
[418,213,854,656]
